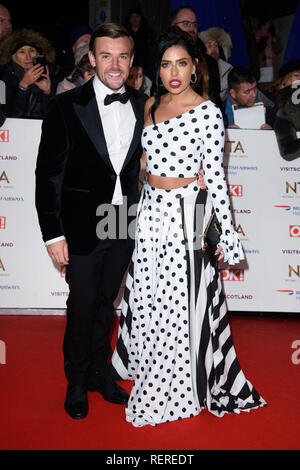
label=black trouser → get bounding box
[63,238,132,387]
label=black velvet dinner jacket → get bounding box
[35,79,146,255]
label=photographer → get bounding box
[0,28,57,119]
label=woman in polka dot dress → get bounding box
[111,27,266,427]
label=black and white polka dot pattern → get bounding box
[142,101,243,264]
[111,102,266,427]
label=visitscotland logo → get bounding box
[282,249,300,254]
[280,167,300,172]
[0,155,17,161]
[50,291,69,296]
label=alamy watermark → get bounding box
[95,197,206,251]
[291,80,300,105]
[0,340,6,364]
[291,340,300,365]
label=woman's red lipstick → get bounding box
[169,80,181,88]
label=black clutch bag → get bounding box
[202,210,222,252]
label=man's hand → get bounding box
[46,239,69,265]
[197,168,206,189]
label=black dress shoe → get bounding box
[64,384,89,419]
[87,375,129,405]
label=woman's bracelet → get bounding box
[18,84,29,92]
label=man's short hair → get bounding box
[228,66,256,91]
[170,5,197,24]
[89,22,134,56]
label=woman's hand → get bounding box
[19,64,51,94]
[19,64,45,88]
[215,246,224,262]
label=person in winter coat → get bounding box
[199,27,233,100]
[0,28,57,119]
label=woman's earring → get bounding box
[158,77,165,88]
[190,73,197,84]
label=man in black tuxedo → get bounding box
[35,23,146,419]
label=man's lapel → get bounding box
[73,81,145,172]
[73,80,114,172]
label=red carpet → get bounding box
[0,314,299,450]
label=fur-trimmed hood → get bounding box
[0,29,56,66]
[199,27,233,60]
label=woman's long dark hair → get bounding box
[150,26,198,125]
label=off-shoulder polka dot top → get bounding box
[141,100,244,265]
[142,100,224,179]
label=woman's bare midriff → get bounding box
[146,173,198,190]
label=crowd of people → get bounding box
[0,4,299,160]
[1,3,299,426]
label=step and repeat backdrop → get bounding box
[0,118,299,314]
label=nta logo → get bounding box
[235,224,246,236]
[289,265,300,278]
[286,182,300,194]
[0,171,9,183]
[225,140,245,153]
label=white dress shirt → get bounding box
[93,75,135,205]
[45,75,136,246]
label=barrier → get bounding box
[0,118,299,314]
[221,130,300,313]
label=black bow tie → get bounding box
[104,91,130,106]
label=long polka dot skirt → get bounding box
[111,101,266,427]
